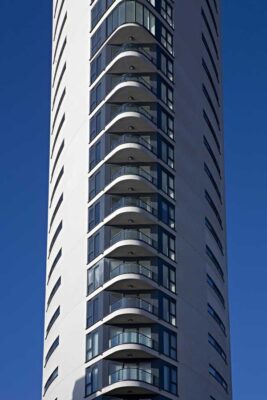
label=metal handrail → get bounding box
[110,296,158,316]
[110,261,155,281]
[110,229,157,248]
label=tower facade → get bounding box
[42,1,232,400]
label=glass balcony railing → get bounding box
[110,261,155,281]
[110,196,157,217]
[109,331,158,351]
[109,43,157,65]
[109,368,158,387]
[110,134,156,154]
[110,103,156,124]
[110,165,157,186]
[110,74,156,94]
[110,297,158,316]
[110,229,157,248]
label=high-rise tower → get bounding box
[42,1,232,399]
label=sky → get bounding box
[0,0,266,399]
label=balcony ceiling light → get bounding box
[128,125,135,130]
[128,156,134,161]
[128,187,135,192]
[129,65,135,71]
[128,219,134,223]
[129,36,135,41]
[128,96,134,100]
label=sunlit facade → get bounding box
[42,1,232,399]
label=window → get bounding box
[47,248,62,283]
[163,330,177,359]
[161,25,173,55]
[206,245,224,280]
[87,262,102,294]
[90,109,104,140]
[204,163,222,203]
[44,367,58,394]
[209,364,228,392]
[47,277,61,309]
[208,304,226,335]
[161,81,173,110]
[45,336,59,365]
[50,140,64,182]
[89,139,102,171]
[163,296,176,326]
[87,298,100,327]
[161,230,175,261]
[90,81,103,111]
[208,333,227,363]
[203,85,220,130]
[88,200,101,231]
[50,167,64,207]
[162,262,176,292]
[49,193,63,231]
[161,0,173,27]
[160,138,174,169]
[206,0,218,35]
[89,168,103,200]
[49,221,63,256]
[160,198,175,229]
[51,114,65,157]
[202,59,220,106]
[202,33,219,82]
[205,217,223,254]
[203,110,221,154]
[160,169,174,199]
[202,9,219,58]
[207,274,225,307]
[160,108,174,139]
[203,136,221,176]
[163,365,177,394]
[85,365,99,396]
[52,88,66,133]
[160,52,174,81]
[46,307,60,337]
[88,232,101,263]
[205,190,222,229]
[86,330,100,361]
[91,52,103,83]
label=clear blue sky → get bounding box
[0,0,266,399]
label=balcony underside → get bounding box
[108,24,156,46]
[108,52,157,75]
[107,275,156,291]
[105,345,156,360]
[108,144,156,164]
[106,241,156,258]
[107,113,156,133]
[107,176,156,195]
[107,208,156,226]
[107,310,156,325]
[108,82,156,103]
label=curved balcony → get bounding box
[107,44,157,75]
[108,261,157,291]
[108,74,157,104]
[106,165,157,196]
[107,196,157,226]
[109,368,158,388]
[106,297,158,325]
[110,297,157,317]
[108,229,157,258]
[107,103,157,133]
[106,331,159,360]
[108,134,157,164]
